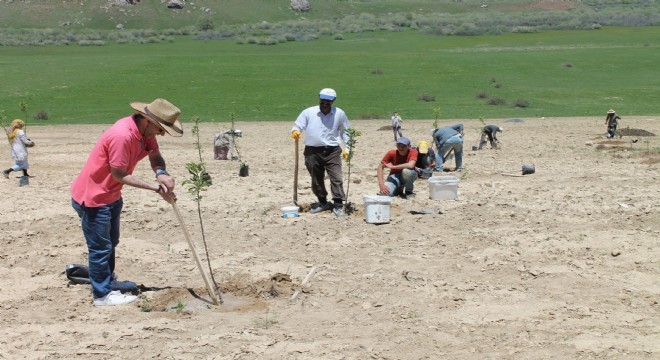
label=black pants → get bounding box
[304,146,345,205]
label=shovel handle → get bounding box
[171,201,221,306]
[294,138,299,205]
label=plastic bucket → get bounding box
[428,176,459,200]
[522,164,535,175]
[363,195,392,224]
[281,205,299,218]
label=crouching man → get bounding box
[377,137,418,199]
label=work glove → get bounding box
[342,149,349,159]
[291,130,301,140]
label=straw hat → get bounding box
[130,99,183,137]
[607,109,616,114]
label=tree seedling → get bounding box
[344,127,362,213]
[182,116,222,303]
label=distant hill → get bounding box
[1,0,658,31]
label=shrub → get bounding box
[334,33,344,40]
[371,68,383,75]
[562,62,573,67]
[475,91,488,99]
[487,97,506,105]
[512,99,529,108]
[417,93,435,102]
[34,111,48,121]
[494,83,502,88]
[197,18,215,32]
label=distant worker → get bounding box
[479,124,504,150]
[3,119,35,180]
[433,124,464,172]
[412,140,436,179]
[391,111,403,141]
[605,109,621,139]
[377,137,418,198]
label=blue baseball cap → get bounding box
[396,137,411,146]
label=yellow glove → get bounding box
[291,130,301,140]
[342,149,349,159]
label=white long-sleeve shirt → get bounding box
[10,129,33,162]
[292,106,350,147]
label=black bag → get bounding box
[65,263,91,284]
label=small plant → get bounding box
[371,68,383,74]
[182,116,222,303]
[172,299,186,312]
[562,62,573,68]
[334,33,344,40]
[494,83,502,88]
[344,128,362,212]
[140,300,153,312]
[478,117,486,126]
[432,107,441,137]
[228,113,248,175]
[34,111,49,121]
[512,99,529,108]
[486,96,506,105]
[253,313,279,329]
[417,93,435,102]
[475,91,487,99]
[19,101,28,121]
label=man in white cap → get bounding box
[291,88,351,217]
[377,137,419,198]
[70,98,182,306]
[479,124,504,150]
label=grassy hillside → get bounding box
[1,26,657,124]
[0,0,657,30]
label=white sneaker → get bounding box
[93,290,138,306]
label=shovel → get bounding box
[293,138,300,208]
[171,200,221,305]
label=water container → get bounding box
[363,195,392,224]
[428,176,459,200]
[281,205,299,218]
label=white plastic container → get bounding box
[281,205,299,218]
[428,176,459,200]
[363,195,392,224]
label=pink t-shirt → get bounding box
[71,116,159,207]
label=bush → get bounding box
[487,97,506,105]
[371,68,383,75]
[197,18,215,32]
[475,91,488,99]
[512,99,529,108]
[334,34,344,40]
[417,93,435,102]
[494,83,502,88]
[562,62,573,67]
[34,111,48,121]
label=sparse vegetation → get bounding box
[512,99,530,108]
[486,97,506,106]
[417,93,435,102]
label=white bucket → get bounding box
[428,176,459,200]
[363,195,392,224]
[281,205,299,218]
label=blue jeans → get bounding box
[72,198,123,298]
[385,169,418,196]
[435,135,463,172]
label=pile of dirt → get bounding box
[620,128,656,137]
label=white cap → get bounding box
[319,88,336,100]
[499,127,504,132]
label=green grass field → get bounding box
[1,26,658,124]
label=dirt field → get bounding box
[0,116,658,359]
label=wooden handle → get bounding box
[172,201,221,306]
[293,138,299,205]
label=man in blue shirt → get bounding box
[433,124,464,172]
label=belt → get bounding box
[307,145,339,149]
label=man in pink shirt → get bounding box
[71,98,182,306]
